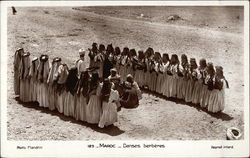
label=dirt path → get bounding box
[7,7,244,140]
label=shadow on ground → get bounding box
[141,88,234,121]
[15,97,125,137]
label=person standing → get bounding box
[54,63,69,113]
[162,53,171,97]
[192,58,207,105]
[76,49,87,78]
[47,57,61,110]
[133,50,145,88]
[86,73,102,124]
[155,53,164,94]
[37,54,50,107]
[203,62,215,108]
[168,54,179,98]
[99,79,119,128]
[207,66,229,113]
[19,52,31,102]
[185,58,198,103]
[64,67,78,117]
[88,43,98,68]
[74,71,90,121]
[103,44,114,78]
[28,57,39,102]
[14,48,24,95]
[94,44,105,79]
[119,47,129,82]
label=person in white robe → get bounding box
[28,57,39,102]
[98,79,119,128]
[75,48,87,78]
[47,57,61,110]
[37,55,50,108]
[54,63,69,113]
[14,48,24,95]
[19,52,31,102]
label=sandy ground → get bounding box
[7,7,244,140]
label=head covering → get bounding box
[171,54,179,65]
[190,58,197,69]
[215,66,224,77]
[162,53,169,63]
[53,57,61,62]
[181,54,188,64]
[129,49,137,57]
[32,57,38,61]
[154,52,161,61]
[206,62,215,76]
[138,50,145,60]
[106,44,114,54]
[41,54,49,61]
[17,48,24,52]
[122,47,129,56]
[199,58,207,68]
[145,47,154,57]
[110,68,117,73]
[23,52,30,57]
[92,42,97,47]
[126,74,134,83]
[115,47,121,55]
[79,48,86,56]
[99,44,105,52]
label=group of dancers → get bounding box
[87,43,229,113]
[13,43,229,130]
[14,46,141,128]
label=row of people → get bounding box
[87,43,229,113]
[13,48,142,128]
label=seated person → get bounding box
[119,74,142,109]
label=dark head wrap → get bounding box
[145,47,154,58]
[215,66,229,89]
[65,67,78,95]
[154,52,161,62]
[99,44,105,53]
[129,49,137,57]
[181,54,188,66]
[75,71,90,96]
[206,62,215,76]
[106,44,114,54]
[171,54,179,65]
[190,58,198,69]
[199,58,207,69]
[89,72,100,92]
[92,42,98,54]
[100,78,112,102]
[138,50,145,60]
[162,53,169,63]
[114,47,121,56]
[122,47,129,56]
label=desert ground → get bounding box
[7,6,244,140]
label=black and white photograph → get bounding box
[1,0,249,157]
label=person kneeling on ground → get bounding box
[120,74,142,109]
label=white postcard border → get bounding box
[1,1,249,157]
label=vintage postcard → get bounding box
[1,0,249,157]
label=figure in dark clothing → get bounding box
[12,6,17,15]
[103,44,114,78]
